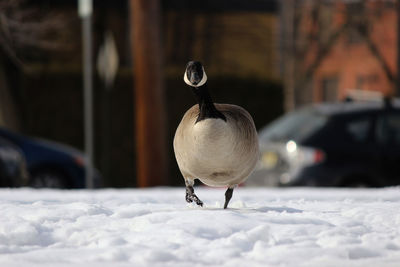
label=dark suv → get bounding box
[248,99,400,187]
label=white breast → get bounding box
[192,119,235,161]
[174,104,259,187]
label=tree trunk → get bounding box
[129,0,168,187]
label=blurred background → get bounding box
[0,0,399,189]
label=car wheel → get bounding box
[340,177,374,188]
[29,170,68,189]
[345,180,368,188]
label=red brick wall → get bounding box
[302,2,397,102]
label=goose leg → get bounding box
[224,187,234,209]
[185,180,203,207]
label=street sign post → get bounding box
[97,31,119,185]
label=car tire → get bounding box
[340,177,375,188]
[344,180,368,188]
[29,170,69,189]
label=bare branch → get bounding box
[0,0,74,67]
[301,22,349,86]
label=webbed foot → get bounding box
[186,186,203,207]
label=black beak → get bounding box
[190,72,201,85]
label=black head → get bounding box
[184,61,207,87]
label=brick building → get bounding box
[281,0,398,107]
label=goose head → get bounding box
[184,61,207,87]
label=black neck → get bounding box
[190,83,226,123]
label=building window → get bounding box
[321,76,338,102]
[347,28,363,44]
[356,74,379,90]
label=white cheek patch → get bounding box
[183,70,192,86]
[183,68,207,87]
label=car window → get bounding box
[376,113,400,146]
[259,107,328,143]
[346,118,371,143]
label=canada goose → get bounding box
[173,61,259,209]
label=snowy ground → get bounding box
[1,187,400,267]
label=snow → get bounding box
[1,187,400,267]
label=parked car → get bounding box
[0,137,29,187]
[0,127,101,188]
[248,98,400,187]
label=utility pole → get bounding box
[129,0,168,187]
[79,0,94,189]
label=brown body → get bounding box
[174,103,259,187]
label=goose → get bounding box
[173,61,259,209]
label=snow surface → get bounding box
[1,187,400,267]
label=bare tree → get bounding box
[281,0,396,105]
[0,0,71,129]
[0,0,72,68]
